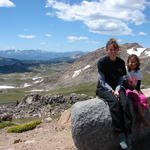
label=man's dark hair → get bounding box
[106,38,119,50]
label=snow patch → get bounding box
[72,69,82,78]
[32,77,42,80]
[34,79,43,84]
[72,65,91,78]
[145,50,150,56]
[30,89,44,92]
[23,83,31,88]
[127,48,146,56]
[83,65,90,70]
[0,86,15,89]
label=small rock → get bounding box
[13,139,23,144]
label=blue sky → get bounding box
[0,0,150,52]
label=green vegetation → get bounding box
[0,70,149,104]
[143,72,150,88]
[0,121,16,129]
[7,120,41,133]
[48,82,97,97]
[13,117,41,124]
[0,89,25,104]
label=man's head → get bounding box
[106,38,119,60]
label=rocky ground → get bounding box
[0,93,93,150]
[1,88,150,150]
[0,110,77,150]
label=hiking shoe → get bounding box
[119,133,128,149]
[126,134,132,150]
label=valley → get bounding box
[0,43,150,104]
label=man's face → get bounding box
[106,44,119,60]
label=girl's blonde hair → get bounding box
[127,54,140,71]
[106,38,119,50]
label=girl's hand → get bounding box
[128,76,137,87]
[133,90,141,94]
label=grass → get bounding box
[7,120,41,133]
[142,72,150,88]
[0,70,149,104]
[0,89,25,104]
[0,121,16,129]
[13,117,41,124]
[47,82,97,97]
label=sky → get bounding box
[0,0,150,52]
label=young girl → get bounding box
[124,54,150,126]
[96,38,133,150]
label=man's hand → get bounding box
[114,91,120,98]
[112,90,120,98]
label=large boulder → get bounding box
[71,98,150,150]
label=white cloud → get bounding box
[46,12,55,16]
[88,40,99,44]
[40,42,47,45]
[45,34,52,37]
[17,34,35,39]
[138,32,147,35]
[67,36,88,42]
[0,0,15,7]
[46,0,149,35]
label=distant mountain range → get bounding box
[0,49,86,60]
[0,44,149,80]
[0,50,87,73]
[0,56,81,73]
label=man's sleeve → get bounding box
[122,61,127,76]
[97,59,113,91]
[115,76,123,92]
[98,71,113,91]
[115,61,126,92]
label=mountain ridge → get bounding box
[45,43,150,90]
[0,49,86,60]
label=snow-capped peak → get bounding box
[127,47,146,56]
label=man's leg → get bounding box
[119,89,133,150]
[119,89,133,134]
[96,89,124,133]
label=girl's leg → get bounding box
[138,93,149,108]
[136,105,150,126]
[126,91,150,126]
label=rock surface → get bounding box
[71,98,150,150]
[0,93,93,119]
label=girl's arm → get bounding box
[135,80,141,92]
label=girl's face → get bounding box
[106,44,119,61]
[128,57,138,70]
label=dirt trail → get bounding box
[0,118,77,150]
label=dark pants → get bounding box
[96,88,133,134]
